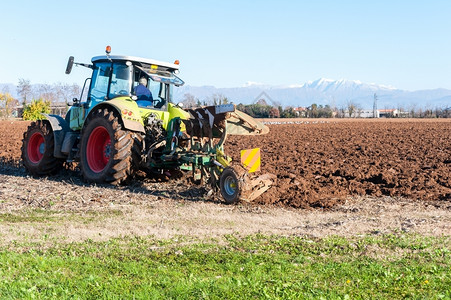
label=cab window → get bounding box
[89,62,111,101]
[133,70,168,109]
[109,63,132,99]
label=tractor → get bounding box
[21,46,273,203]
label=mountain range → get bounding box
[2,78,451,110]
[173,78,451,110]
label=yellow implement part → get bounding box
[216,149,231,168]
[240,148,261,173]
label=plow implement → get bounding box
[170,104,275,203]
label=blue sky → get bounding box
[1,0,450,90]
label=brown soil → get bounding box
[0,120,26,163]
[1,119,450,209]
[226,119,451,208]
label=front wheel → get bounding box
[80,108,133,185]
[219,167,242,204]
[21,120,61,175]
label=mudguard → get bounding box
[42,114,71,158]
[93,98,146,133]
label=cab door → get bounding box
[68,78,91,131]
[70,62,111,130]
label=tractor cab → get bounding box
[66,46,185,131]
[87,55,184,108]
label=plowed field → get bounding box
[227,119,451,208]
[1,119,450,209]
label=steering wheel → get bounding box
[154,99,165,109]
[118,90,128,95]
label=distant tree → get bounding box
[304,103,333,118]
[236,103,246,112]
[36,83,56,102]
[182,93,198,108]
[434,106,441,118]
[70,83,81,102]
[408,103,417,118]
[318,104,333,118]
[22,98,51,121]
[336,106,346,118]
[358,108,364,117]
[397,104,405,118]
[281,107,296,118]
[417,108,424,118]
[53,82,79,103]
[445,107,451,118]
[0,93,18,119]
[210,93,229,105]
[308,103,318,118]
[237,103,272,118]
[347,101,357,118]
[269,106,280,118]
[17,78,32,104]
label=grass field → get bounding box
[0,234,449,299]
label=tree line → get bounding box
[181,93,451,119]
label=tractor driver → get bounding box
[135,77,153,101]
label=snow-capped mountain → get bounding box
[300,78,396,92]
[174,78,451,109]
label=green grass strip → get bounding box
[0,234,449,299]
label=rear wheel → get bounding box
[80,108,133,184]
[220,167,242,204]
[131,132,145,172]
[21,120,61,175]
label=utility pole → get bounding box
[373,93,378,118]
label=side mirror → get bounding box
[65,56,74,74]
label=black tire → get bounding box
[220,167,241,204]
[79,108,133,185]
[21,120,61,175]
[131,132,145,172]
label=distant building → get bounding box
[378,109,399,118]
[293,107,307,117]
[340,108,409,118]
[359,110,376,118]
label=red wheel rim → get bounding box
[86,126,111,173]
[27,132,45,163]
